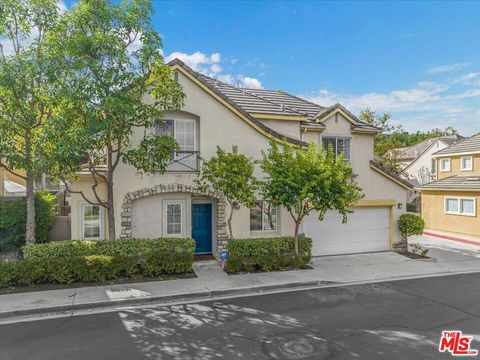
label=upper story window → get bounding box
[250,201,277,231]
[431,158,437,179]
[461,156,473,171]
[440,158,450,172]
[321,136,351,162]
[155,118,198,171]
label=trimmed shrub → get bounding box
[226,237,312,273]
[22,238,195,259]
[0,192,56,250]
[0,238,195,288]
[398,213,425,239]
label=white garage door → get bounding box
[304,207,390,256]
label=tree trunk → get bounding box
[24,133,36,245]
[25,170,36,245]
[107,150,116,240]
[227,200,234,239]
[293,220,300,256]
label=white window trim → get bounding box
[444,197,476,217]
[173,118,196,160]
[320,135,352,162]
[80,204,104,240]
[461,156,473,171]
[440,158,451,172]
[250,201,278,232]
[153,118,197,152]
[163,200,184,237]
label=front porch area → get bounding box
[120,183,229,256]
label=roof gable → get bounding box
[433,132,480,157]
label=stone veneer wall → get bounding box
[120,183,228,255]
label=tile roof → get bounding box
[396,135,464,161]
[421,175,480,191]
[169,59,306,146]
[169,59,379,132]
[433,133,480,156]
[369,160,413,189]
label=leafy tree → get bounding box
[360,108,395,133]
[0,0,61,244]
[46,0,184,240]
[360,108,458,176]
[196,146,258,239]
[260,140,364,256]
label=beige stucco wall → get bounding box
[437,154,480,179]
[258,119,301,139]
[69,69,408,245]
[131,192,192,239]
[422,190,480,236]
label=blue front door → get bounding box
[191,203,212,254]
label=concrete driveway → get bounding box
[411,234,480,262]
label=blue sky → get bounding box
[74,1,480,135]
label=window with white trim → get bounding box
[81,204,102,240]
[461,156,473,171]
[155,118,196,154]
[155,118,197,171]
[250,201,277,231]
[440,158,450,172]
[321,136,351,162]
[445,197,476,216]
[164,201,183,235]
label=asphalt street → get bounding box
[2,273,480,359]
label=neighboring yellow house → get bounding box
[421,133,480,237]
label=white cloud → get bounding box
[164,51,221,72]
[210,63,222,74]
[427,62,469,74]
[301,77,480,135]
[240,76,263,89]
[165,50,263,89]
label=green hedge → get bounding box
[0,238,195,288]
[225,237,312,273]
[0,192,56,250]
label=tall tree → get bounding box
[196,146,258,239]
[0,0,61,244]
[260,140,363,255]
[47,0,184,240]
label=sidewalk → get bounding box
[2,249,480,320]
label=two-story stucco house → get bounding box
[421,133,480,237]
[69,59,411,257]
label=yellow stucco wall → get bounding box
[422,190,480,237]
[437,154,480,179]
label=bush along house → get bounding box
[69,59,411,257]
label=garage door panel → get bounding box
[304,207,390,256]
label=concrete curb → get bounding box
[2,270,480,320]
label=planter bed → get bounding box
[224,237,312,274]
[0,238,195,289]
